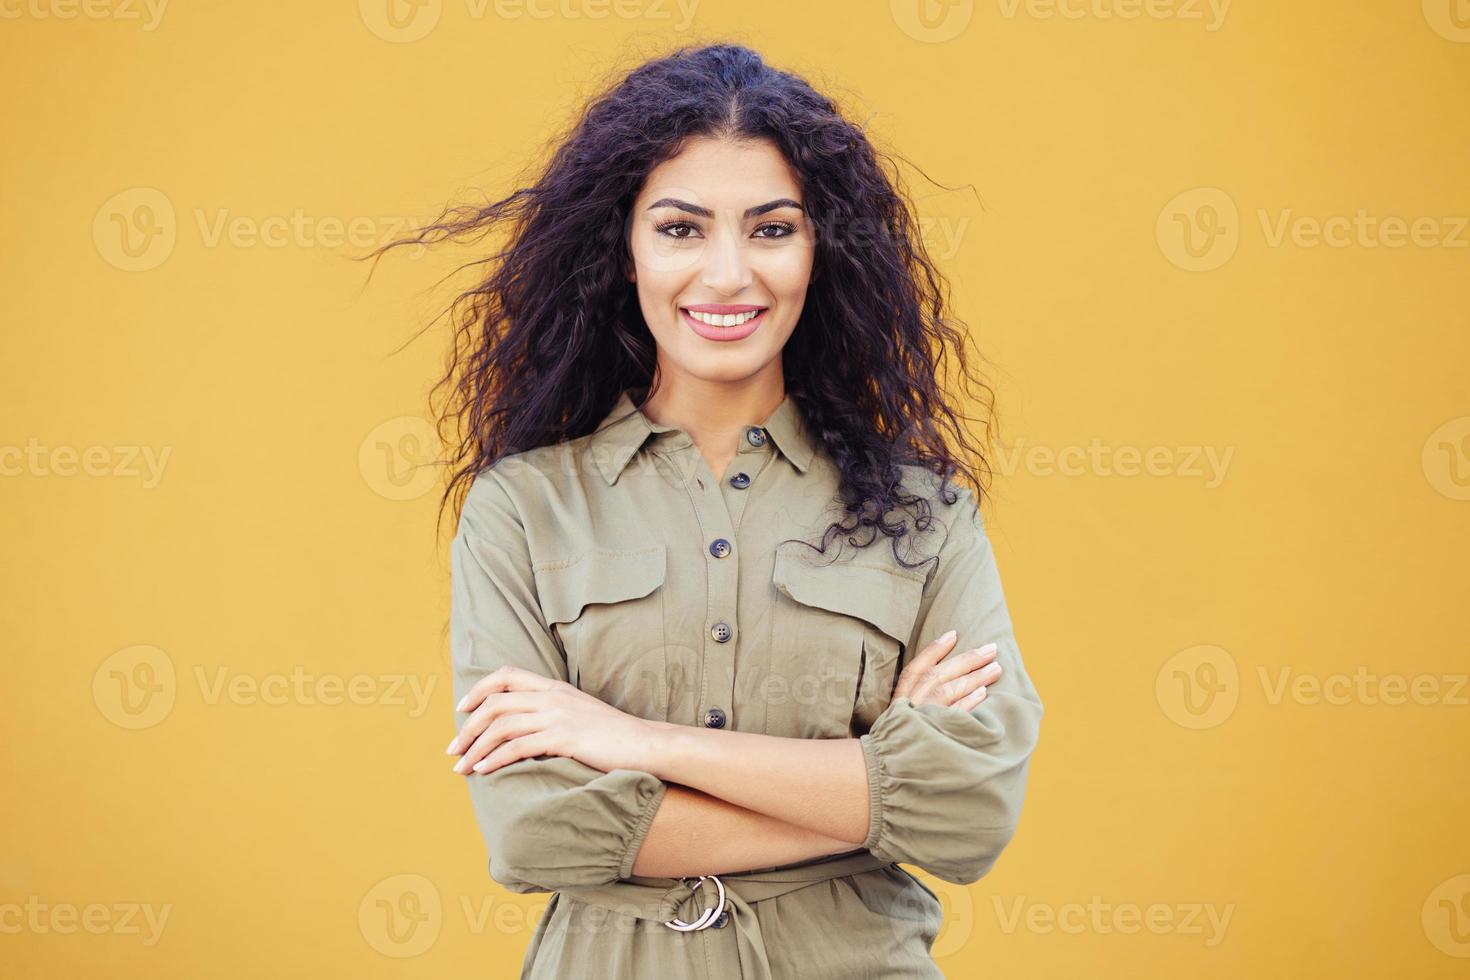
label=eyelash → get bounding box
[653,220,797,240]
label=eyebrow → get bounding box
[645,197,804,220]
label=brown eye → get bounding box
[655,220,699,239]
[754,221,797,239]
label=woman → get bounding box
[386,41,1043,980]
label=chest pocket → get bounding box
[768,545,926,739]
[532,545,668,722]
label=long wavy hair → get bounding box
[360,40,1001,573]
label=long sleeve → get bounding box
[450,467,668,893]
[857,486,1044,885]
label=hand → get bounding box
[445,665,661,777]
[893,630,1001,712]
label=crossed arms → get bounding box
[448,470,1044,891]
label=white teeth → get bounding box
[685,309,762,327]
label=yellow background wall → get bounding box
[3,1,1468,976]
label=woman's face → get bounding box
[626,135,815,387]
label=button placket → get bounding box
[719,438,772,529]
[663,439,740,734]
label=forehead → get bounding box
[636,136,802,207]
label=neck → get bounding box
[639,374,782,440]
[637,370,784,470]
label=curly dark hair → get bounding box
[358,40,1001,573]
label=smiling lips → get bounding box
[683,303,764,325]
[680,304,767,341]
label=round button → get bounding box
[704,706,726,729]
[710,622,732,643]
[713,911,730,929]
[729,472,750,489]
[745,426,767,447]
[708,538,732,559]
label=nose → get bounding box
[699,221,753,295]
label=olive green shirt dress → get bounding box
[449,387,1045,979]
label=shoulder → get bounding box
[459,435,598,533]
[782,464,981,586]
[472,432,603,496]
[895,461,982,529]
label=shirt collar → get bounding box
[589,386,817,486]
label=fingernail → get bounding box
[455,696,469,712]
[473,759,491,773]
[445,738,458,755]
[980,642,998,653]
[938,629,957,644]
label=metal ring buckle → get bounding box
[663,875,727,932]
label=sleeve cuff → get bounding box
[858,697,908,857]
[616,775,669,880]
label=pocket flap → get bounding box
[533,545,667,626]
[771,546,926,646]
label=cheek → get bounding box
[629,240,692,306]
[759,246,815,298]
[762,255,813,319]
[628,265,681,326]
[629,224,703,286]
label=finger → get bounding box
[456,666,559,714]
[447,690,540,757]
[893,629,959,699]
[457,666,554,713]
[926,662,986,707]
[937,659,1003,706]
[454,707,545,774]
[910,642,998,703]
[954,684,990,713]
[470,730,556,776]
[456,713,535,773]
[913,643,998,700]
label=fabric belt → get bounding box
[559,849,895,980]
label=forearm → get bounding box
[643,722,871,844]
[630,782,858,878]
